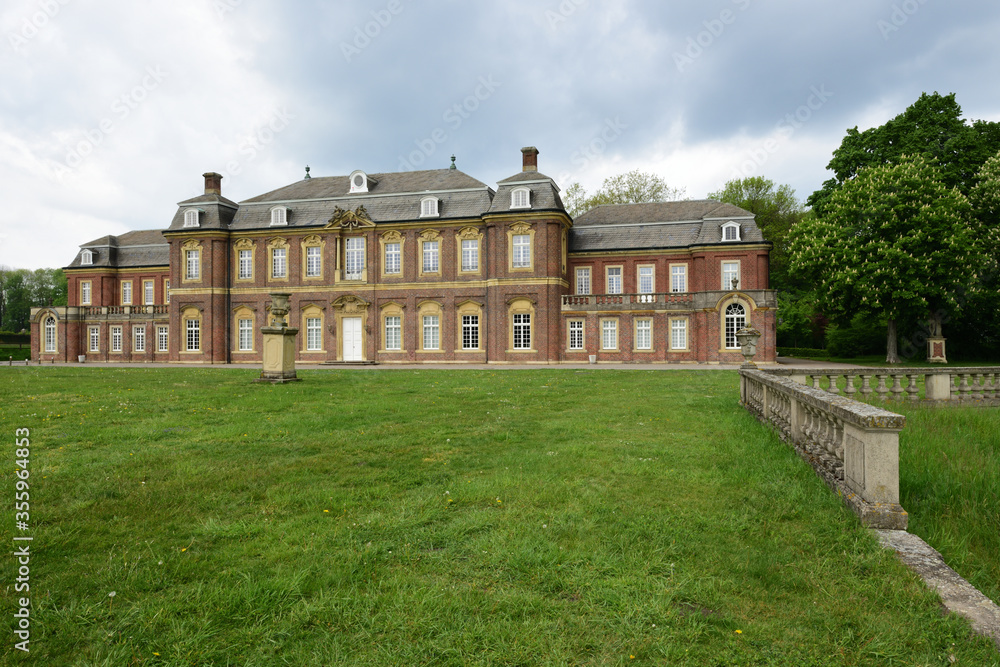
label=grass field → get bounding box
[1,367,997,666]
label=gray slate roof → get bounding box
[570,200,765,253]
[243,169,490,203]
[67,230,169,269]
[166,194,239,232]
[489,171,565,214]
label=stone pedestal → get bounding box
[927,337,947,364]
[256,326,301,383]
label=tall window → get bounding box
[186,250,200,280]
[306,246,321,277]
[183,209,199,227]
[384,316,401,351]
[81,281,92,305]
[186,318,200,351]
[576,268,591,295]
[144,280,154,305]
[306,318,322,351]
[89,326,100,352]
[423,315,440,350]
[422,241,439,273]
[671,265,687,293]
[345,237,364,280]
[512,234,531,268]
[513,313,531,349]
[671,319,688,350]
[121,281,132,305]
[133,326,145,352]
[44,317,56,352]
[601,319,618,350]
[272,248,287,279]
[420,198,438,217]
[511,188,530,209]
[157,326,169,352]
[385,242,401,274]
[636,319,651,350]
[164,280,170,304]
[607,267,622,294]
[725,304,746,349]
[111,326,122,353]
[569,320,584,350]
[270,207,287,226]
[722,223,740,241]
[722,261,740,290]
[238,318,253,351]
[462,315,479,350]
[461,240,479,272]
[81,249,93,265]
[638,267,654,294]
[239,249,253,279]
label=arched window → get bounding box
[724,303,746,349]
[81,249,93,265]
[511,187,531,209]
[721,222,741,241]
[44,316,56,352]
[183,209,199,228]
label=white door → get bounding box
[342,317,363,361]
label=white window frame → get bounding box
[385,242,401,275]
[569,320,584,350]
[238,249,253,280]
[44,317,56,352]
[638,266,654,294]
[722,261,740,291]
[606,266,622,295]
[121,281,132,306]
[462,314,479,350]
[81,281,92,306]
[576,267,591,295]
[89,326,100,352]
[512,234,531,269]
[270,207,288,226]
[272,248,287,279]
[306,246,321,277]
[722,222,741,241]
[306,317,322,351]
[725,304,746,349]
[512,313,531,350]
[511,187,530,209]
[384,315,401,351]
[422,240,439,273]
[81,249,93,265]
[111,326,122,353]
[601,319,618,351]
[186,318,200,352]
[670,264,687,293]
[238,318,253,351]
[345,237,364,280]
[144,280,154,305]
[461,239,479,272]
[420,197,439,218]
[186,250,200,280]
[183,209,199,228]
[635,318,652,350]
[671,318,688,351]
[422,314,440,351]
[133,326,145,352]
[157,326,169,352]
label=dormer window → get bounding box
[722,222,741,242]
[270,206,288,226]
[511,187,531,209]
[81,249,93,265]
[183,209,200,228]
[420,197,439,218]
[349,170,371,194]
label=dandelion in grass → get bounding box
[734,629,742,634]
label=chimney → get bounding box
[203,172,223,195]
[521,146,539,172]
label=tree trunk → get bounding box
[886,318,900,364]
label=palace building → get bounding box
[31,148,777,365]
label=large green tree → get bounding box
[564,170,686,217]
[0,268,67,332]
[707,176,804,290]
[790,155,979,363]
[808,92,1000,215]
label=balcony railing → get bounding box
[562,292,695,309]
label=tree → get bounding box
[0,268,68,332]
[808,92,1000,215]
[789,155,980,363]
[564,170,685,217]
[707,176,804,290]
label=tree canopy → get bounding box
[0,267,67,333]
[707,176,804,290]
[564,170,686,217]
[808,92,1000,215]
[790,155,979,363]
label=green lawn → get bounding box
[1,368,996,666]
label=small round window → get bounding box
[353,174,364,187]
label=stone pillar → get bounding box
[927,337,947,364]
[925,373,952,401]
[255,293,301,384]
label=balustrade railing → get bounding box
[740,368,908,529]
[561,292,694,308]
[764,367,1000,404]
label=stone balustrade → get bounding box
[764,367,1000,404]
[561,289,776,312]
[740,368,908,529]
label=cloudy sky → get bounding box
[2,0,998,270]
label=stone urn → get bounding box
[735,326,762,368]
[269,292,291,328]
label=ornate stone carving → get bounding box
[333,295,369,313]
[457,226,482,240]
[381,230,403,242]
[234,238,254,250]
[328,205,374,228]
[509,222,532,234]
